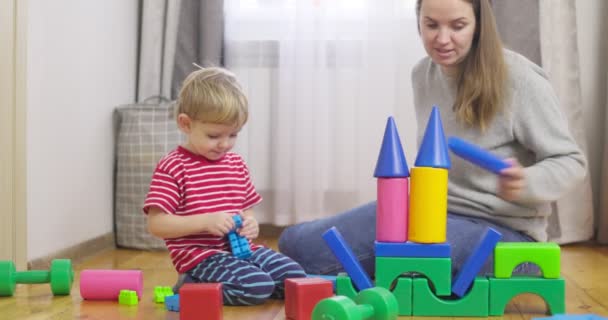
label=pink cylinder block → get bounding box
[80,269,144,300]
[376,178,409,242]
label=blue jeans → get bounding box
[278,201,537,277]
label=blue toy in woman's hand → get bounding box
[447,137,510,174]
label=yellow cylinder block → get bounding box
[408,167,448,243]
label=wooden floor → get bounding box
[1,237,607,320]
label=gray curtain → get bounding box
[137,0,181,101]
[492,0,594,243]
[171,0,224,98]
[598,4,608,244]
[493,0,541,65]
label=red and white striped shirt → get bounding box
[143,146,263,273]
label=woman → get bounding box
[278,0,586,277]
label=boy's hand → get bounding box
[204,212,235,237]
[498,158,526,201]
[238,213,259,240]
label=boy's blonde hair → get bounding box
[177,67,248,128]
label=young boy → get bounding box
[143,67,306,305]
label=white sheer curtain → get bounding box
[224,0,425,225]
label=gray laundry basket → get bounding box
[114,98,185,249]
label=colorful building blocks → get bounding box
[375,116,410,243]
[118,290,139,306]
[489,277,565,315]
[322,227,374,291]
[452,227,502,297]
[0,259,73,297]
[228,214,252,259]
[154,286,173,303]
[375,256,452,296]
[165,294,180,312]
[447,136,510,174]
[179,283,222,320]
[285,278,333,320]
[494,242,561,278]
[375,241,451,258]
[312,287,398,320]
[413,277,489,316]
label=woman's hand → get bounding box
[203,212,235,237]
[238,211,260,240]
[498,158,526,201]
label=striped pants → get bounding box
[184,247,307,306]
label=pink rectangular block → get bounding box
[376,178,409,242]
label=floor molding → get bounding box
[28,232,115,269]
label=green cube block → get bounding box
[494,242,560,278]
[413,277,489,317]
[376,257,451,296]
[119,289,139,306]
[335,273,357,299]
[489,276,565,316]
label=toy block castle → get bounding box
[311,106,565,318]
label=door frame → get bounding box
[0,0,27,269]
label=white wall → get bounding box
[27,0,138,260]
[576,0,608,223]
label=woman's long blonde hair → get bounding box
[417,0,508,131]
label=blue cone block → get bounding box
[415,106,451,168]
[448,136,510,174]
[374,116,410,178]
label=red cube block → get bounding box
[285,278,334,320]
[180,283,223,320]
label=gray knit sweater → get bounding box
[411,49,587,241]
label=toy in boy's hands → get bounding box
[498,158,526,201]
[204,212,236,237]
[238,213,260,240]
[229,215,253,259]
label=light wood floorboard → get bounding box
[1,238,606,319]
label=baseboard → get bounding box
[28,232,115,270]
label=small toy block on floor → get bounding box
[413,277,489,317]
[154,286,173,303]
[452,227,502,297]
[165,294,179,312]
[489,276,565,316]
[228,215,252,259]
[494,242,560,278]
[374,116,410,178]
[392,277,413,316]
[375,241,450,258]
[312,287,399,320]
[118,290,138,305]
[375,256,451,296]
[322,227,374,291]
[335,273,357,299]
[285,278,333,320]
[447,136,510,174]
[180,283,223,320]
